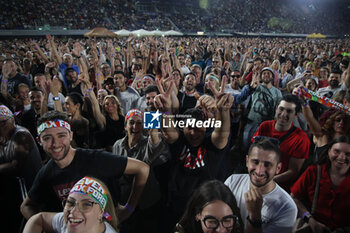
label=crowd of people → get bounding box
[1,34,350,233]
[1,0,349,34]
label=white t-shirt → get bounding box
[224,174,297,233]
[115,87,140,114]
[52,212,117,233]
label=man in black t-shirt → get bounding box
[20,111,150,223]
[1,58,31,96]
[154,77,233,230]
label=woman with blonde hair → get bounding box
[95,95,125,151]
[271,59,281,88]
[23,176,119,233]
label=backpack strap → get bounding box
[311,165,322,214]
[279,126,297,144]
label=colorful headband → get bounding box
[0,105,14,119]
[70,176,108,212]
[208,76,220,84]
[125,109,143,122]
[142,75,155,83]
[306,61,315,69]
[37,119,71,136]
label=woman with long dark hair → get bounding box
[64,92,89,148]
[176,180,244,233]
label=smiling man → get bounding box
[252,94,310,191]
[225,139,297,233]
[178,72,199,113]
[112,109,165,232]
[20,111,150,224]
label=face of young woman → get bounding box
[104,98,118,115]
[197,200,235,233]
[329,142,350,171]
[63,193,103,233]
[64,97,79,115]
[332,114,350,135]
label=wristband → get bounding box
[125,203,134,213]
[2,79,8,83]
[302,211,312,223]
[88,88,93,92]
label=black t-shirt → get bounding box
[178,91,198,114]
[68,83,83,96]
[3,73,31,95]
[19,108,39,139]
[28,148,127,212]
[95,115,125,149]
[167,131,228,215]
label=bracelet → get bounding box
[302,211,310,219]
[1,79,8,83]
[302,211,312,223]
[125,203,134,213]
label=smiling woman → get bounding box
[23,176,119,233]
[176,180,244,233]
[291,136,350,232]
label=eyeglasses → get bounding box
[62,199,98,213]
[253,136,280,145]
[212,61,219,64]
[230,75,240,78]
[202,215,237,230]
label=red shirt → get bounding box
[245,71,253,83]
[291,164,350,229]
[253,120,310,174]
[318,79,329,89]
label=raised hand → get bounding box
[46,34,52,41]
[244,188,263,220]
[51,76,61,96]
[127,34,134,43]
[208,75,234,112]
[154,78,174,113]
[72,42,82,57]
[2,62,11,78]
[250,71,260,88]
[197,94,217,116]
